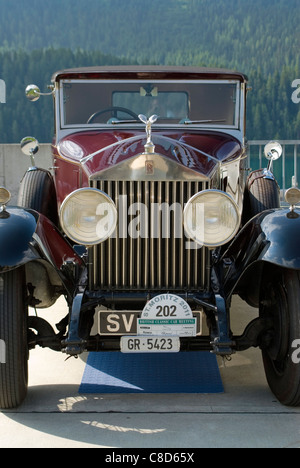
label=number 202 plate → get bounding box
[120,336,180,353]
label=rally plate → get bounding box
[98,293,203,337]
[98,310,203,335]
[138,293,196,337]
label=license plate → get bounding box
[120,336,180,353]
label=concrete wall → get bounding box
[0,144,53,203]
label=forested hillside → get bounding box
[0,0,299,142]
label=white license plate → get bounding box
[120,336,180,353]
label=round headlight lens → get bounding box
[0,187,11,205]
[60,188,117,245]
[285,187,300,206]
[184,190,240,248]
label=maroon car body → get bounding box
[1,66,300,408]
[55,130,243,205]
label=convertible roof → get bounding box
[52,65,248,82]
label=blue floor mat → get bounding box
[79,351,223,394]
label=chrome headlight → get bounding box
[60,188,117,245]
[0,187,11,206]
[184,190,240,248]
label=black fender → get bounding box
[222,207,300,307]
[0,206,84,306]
[0,207,37,270]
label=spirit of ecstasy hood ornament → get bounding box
[138,114,158,154]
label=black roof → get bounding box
[52,65,248,82]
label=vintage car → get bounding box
[1,66,300,409]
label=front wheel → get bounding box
[260,267,300,406]
[0,268,29,409]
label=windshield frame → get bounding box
[58,79,241,131]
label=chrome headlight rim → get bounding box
[0,186,11,206]
[183,189,241,248]
[59,187,117,246]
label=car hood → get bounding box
[58,130,243,181]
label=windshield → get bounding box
[60,79,240,128]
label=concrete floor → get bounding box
[0,296,300,448]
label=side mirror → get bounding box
[25,84,41,102]
[25,84,54,102]
[20,136,39,166]
[264,141,282,162]
[264,141,282,173]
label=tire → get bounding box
[18,169,58,225]
[259,267,300,406]
[0,268,29,409]
[243,171,280,223]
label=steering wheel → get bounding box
[87,106,139,124]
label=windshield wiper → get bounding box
[111,119,141,124]
[183,119,226,124]
[110,118,227,125]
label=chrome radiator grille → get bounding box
[89,180,209,291]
